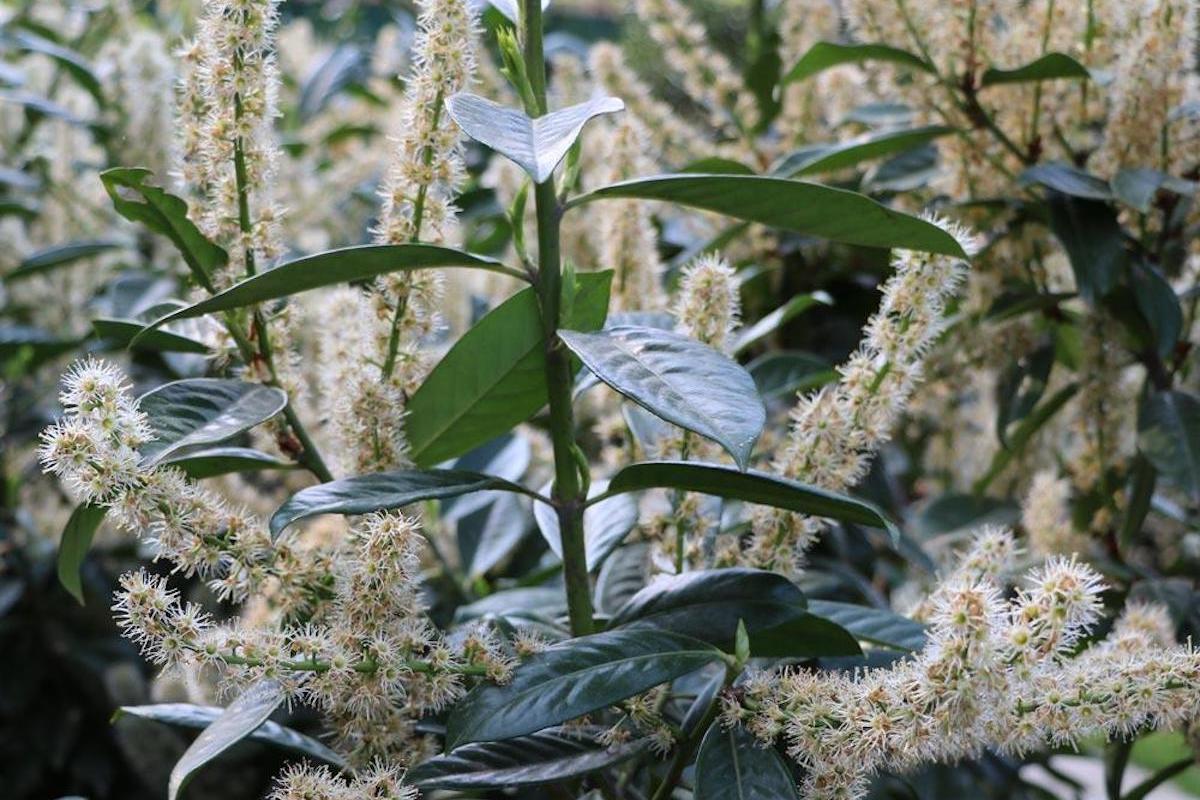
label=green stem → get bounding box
[522,0,594,637]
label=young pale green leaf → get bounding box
[610,568,861,658]
[100,168,227,292]
[694,724,800,800]
[602,461,899,539]
[138,379,288,467]
[784,41,933,84]
[408,727,647,790]
[533,479,639,571]
[141,244,518,332]
[271,468,536,537]
[1138,391,1200,503]
[445,629,723,748]
[559,326,765,469]
[92,318,210,354]
[773,126,952,178]
[57,503,106,604]
[167,680,284,800]
[5,239,121,282]
[806,599,927,652]
[406,271,612,466]
[570,175,967,257]
[115,702,343,766]
[980,52,1091,86]
[446,93,624,183]
[161,446,297,479]
[732,292,832,354]
[747,350,836,399]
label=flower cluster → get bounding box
[732,530,1200,799]
[674,253,741,354]
[738,217,977,573]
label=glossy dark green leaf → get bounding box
[594,543,649,616]
[409,727,647,789]
[1119,456,1157,550]
[1021,162,1112,200]
[980,53,1090,86]
[484,0,549,23]
[1138,391,1200,502]
[570,175,968,256]
[100,168,227,292]
[611,568,860,657]
[446,93,624,183]
[161,447,297,479]
[806,599,927,651]
[694,723,800,800]
[5,239,121,282]
[985,289,1075,322]
[57,503,106,604]
[144,244,516,330]
[909,493,1019,539]
[442,433,532,522]
[559,326,765,469]
[533,479,639,571]
[1044,193,1126,303]
[774,126,952,178]
[747,351,837,399]
[445,629,723,748]
[138,379,288,467]
[92,318,210,354]
[679,156,758,175]
[1111,168,1197,214]
[459,492,531,579]
[732,292,832,354]
[1130,261,1182,359]
[996,341,1055,446]
[784,41,933,84]
[167,680,284,800]
[406,271,612,466]
[974,383,1079,493]
[603,461,899,539]
[271,468,536,537]
[114,701,342,766]
[454,586,567,624]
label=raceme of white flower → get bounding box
[269,761,416,800]
[40,360,511,766]
[1022,470,1088,556]
[739,216,978,573]
[317,0,479,477]
[730,530,1200,800]
[674,253,741,354]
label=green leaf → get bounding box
[602,461,900,539]
[92,318,210,354]
[442,433,532,522]
[482,0,549,26]
[138,379,288,467]
[1111,168,1197,214]
[974,383,1080,494]
[980,53,1091,86]
[5,30,105,106]
[0,90,91,126]
[806,599,927,651]
[594,543,649,616]
[909,493,1019,539]
[995,341,1055,447]
[533,479,639,571]
[610,568,860,658]
[1130,261,1182,359]
[784,41,933,84]
[732,292,832,354]
[747,351,836,399]
[0,325,81,366]
[679,156,758,175]
[141,244,516,330]
[5,239,121,282]
[162,447,297,479]
[408,727,648,789]
[271,468,536,537]
[114,702,343,766]
[459,492,530,579]
[773,126,953,178]
[1138,391,1200,503]
[57,503,106,604]
[445,629,723,748]
[571,175,967,256]
[559,326,765,469]
[446,93,624,183]
[167,680,284,800]
[694,723,800,800]
[1119,456,1157,550]
[100,168,227,293]
[1021,163,1112,200]
[406,271,612,466]
[1044,192,1126,303]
